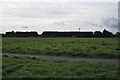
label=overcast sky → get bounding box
[0,0,119,34]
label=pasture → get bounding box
[2,38,119,58]
[2,56,119,78]
[2,37,119,78]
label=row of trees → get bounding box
[94,29,120,37]
[2,29,120,37]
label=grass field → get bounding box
[2,38,119,58]
[2,38,119,78]
[2,56,119,78]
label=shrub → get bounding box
[31,57,36,60]
[116,48,120,51]
[3,55,8,57]
[13,56,19,58]
[90,46,97,50]
[27,48,30,50]
[16,47,20,49]
[86,49,90,51]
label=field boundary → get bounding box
[2,53,119,64]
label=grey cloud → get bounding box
[84,21,103,28]
[103,17,118,28]
[1,2,118,34]
[21,26,29,29]
[45,10,70,16]
[2,2,72,19]
[89,23,98,26]
[53,21,65,26]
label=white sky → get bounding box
[0,0,119,34]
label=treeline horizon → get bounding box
[1,29,120,37]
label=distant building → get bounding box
[42,31,93,37]
[5,31,15,37]
[5,31,39,37]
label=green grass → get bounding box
[2,56,119,78]
[2,38,119,58]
